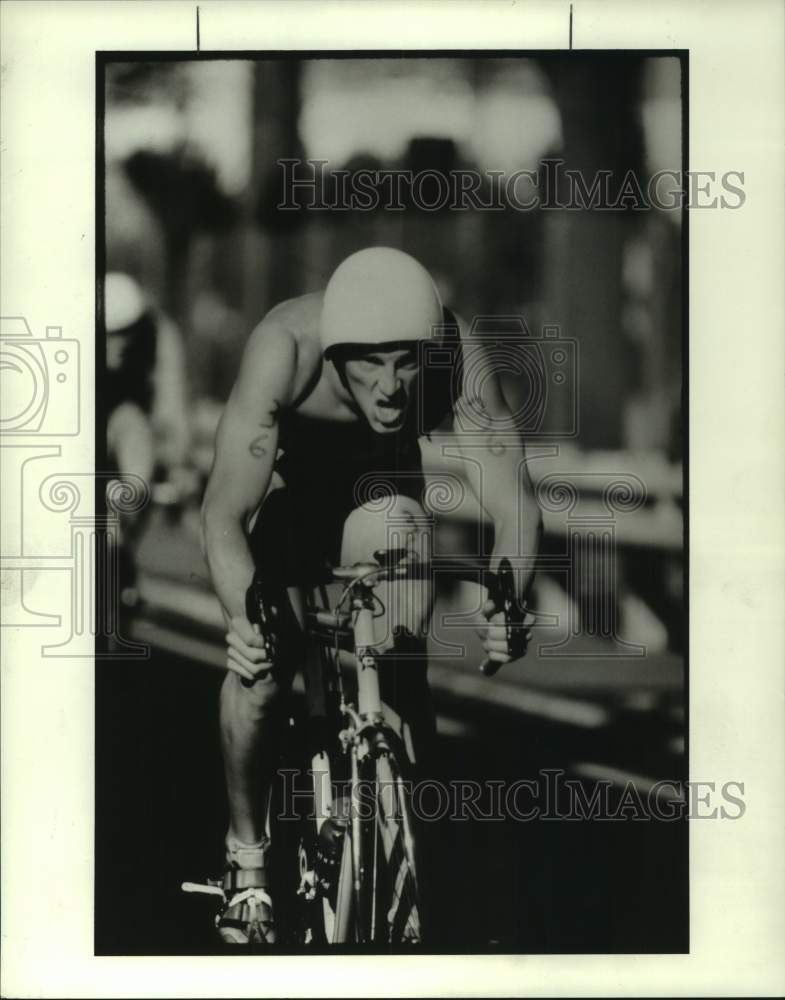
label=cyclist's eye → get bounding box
[347,359,371,375]
[398,354,419,371]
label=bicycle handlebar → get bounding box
[244,551,531,684]
[240,577,280,688]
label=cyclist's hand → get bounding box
[477,599,536,671]
[225,615,272,682]
[477,600,513,666]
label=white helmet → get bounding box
[320,247,442,359]
[105,272,147,332]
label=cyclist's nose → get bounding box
[378,364,400,398]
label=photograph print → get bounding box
[95,50,689,954]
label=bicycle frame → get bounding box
[300,560,424,945]
[352,586,384,722]
[181,553,528,945]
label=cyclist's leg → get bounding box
[216,490,308,942]
[218,668,295,943]
[339,493,433,642]
[220,668,294,849]
[339,496,434,941]
[222,489,308,846]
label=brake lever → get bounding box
[241,577,279,687]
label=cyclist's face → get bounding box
[342,346,420,433]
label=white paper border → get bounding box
[1,1,783,996]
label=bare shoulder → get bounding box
[262,290,323,334]
[241,292,324,403]
[446,308,508,418]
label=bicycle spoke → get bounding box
[332,827,354,944]
[371,790,379,941]
[375,752,422,943]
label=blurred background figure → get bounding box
[105,270,193,610]
[106,271,156,485]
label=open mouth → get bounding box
[375,405,405,428]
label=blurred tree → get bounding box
[106,62,190,108]
[243,59,304,327]
[123,146,238,324]
[253,60,304,235]
[540,55,646,449]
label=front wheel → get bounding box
[296,796,356,945]
[356,750,422,945]
[298,750,423,946]
[330,823,355,942]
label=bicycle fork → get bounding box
[308,588,379,831]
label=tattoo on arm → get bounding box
[258,400,280,430]
[248,400,280,458]
[249,432,269,458]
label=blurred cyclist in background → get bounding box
[105,271,192,610]
[200,247,542,944]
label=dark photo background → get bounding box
[96,52,687,954]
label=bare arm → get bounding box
[201,323,297,626]
[452,346,542,602]
[451,337,542,669]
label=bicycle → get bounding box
[183,548,529,947]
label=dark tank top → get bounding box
[251,309,462,576]
[275,307,463,502]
